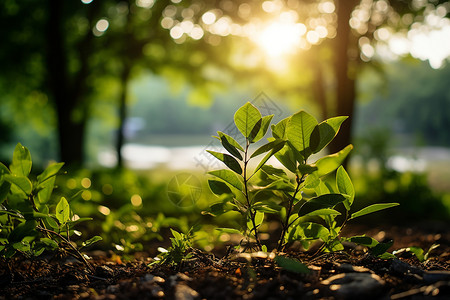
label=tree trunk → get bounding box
[116,67,131,168]
[328,0,359,158]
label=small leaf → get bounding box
[37,162,64,184]
[370,240,393,257]
[274,144,297,173]
[56,197,70,225]
[348,236,379,248]
[248,119,262,143]
[82,236,102,248]
[350,203,399,220]
[253,141,286,174]
[260,179,296,192]
[251,140,286,158]
[40,238,59,250]
[297,164,318,176]
[310,116,348,153]
[336,166,354,210]
[286,111,318,159]
[208,169,243,190]
[218,132,243,160]
[275,256,310,274]
[302,208,341,218]
[252,115,274,143]
[9,220,37,243]
[295,222,330,240]
[298,194,346,217]
[10,143,32,177]
[315,145,353,177]
[234,102,262,139]
[0,162,11,204]
[207,150,242,174]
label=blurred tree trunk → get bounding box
[116,66,131,168]
[45,0,97,166]
[328,0,359,159]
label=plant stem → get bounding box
[277,175,304,251]
[243,139,262,250]
[36,226,94,273]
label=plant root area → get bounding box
[1,225,449,300]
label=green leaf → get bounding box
[260,179,296,192]
[208,180,232,196]
[310,116,348,153]
[274,144,297,173]
[350,203,399,220]
[370,240,393,257]
[286,111,318,159]
[315,145,353,177]
[40,238,59,250]
[208,169,243,191]
[9,220,37,243]
[275,256,310,274]
[207,150,242,174]
[271,117,290,139]
[37,162,64,184]
[252,115,274,143]
[298,194,346,217]
[296,222,330,240]
[253,141,286,175]
[348,236,379,248]
[297,164,318,176]
[217,132,243,160]
[10,143,32,177]
[3,174,32,196]
[302,208,341,218]
[251,139,286,158]
[234,102,262,139]
[82,236,102,248]
[336,166,354,210]
[56,197,70,225]
[0,162,11,204]
[248,119,262,143]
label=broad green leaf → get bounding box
[302,208,341,218]
[253,141,285,174]
[204,201,234,217]
[248,119,262,143]
[336,166,354,210]
[217,132,243,160]
[207,150,242,174]
[250,139,286,158]
[286,111,318,159]
[0,162,11,204]
[298,194,346,217]
[275,256,310,274]
[40,238,59,250]
[297,164,318,176]
[274,144,297,173]
[208,169,243,190]
[271,117,290,139]
[260,179,296,192]
[234,102,262,139]
[252,115,274,143]
[37,177,56,204]
[310,116,348,153]
[370,240,393,257]
[208,179,232,196]
[3,174,32,196]
[215,228,241,234]
[82,236,102,248]
[350,203,399,220]
[304,172,320,189]
[56,197,70,225]
[10,143,32,177]
[37,162,64,184]
[348,236,379,248]
[9,220,37,243]
[296,222,330,240]
[315,145,353,177]
[260,165,287,178]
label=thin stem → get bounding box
[36,226,94,273]
[243,139,262,250]
[277,174,304,252]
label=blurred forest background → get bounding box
[0,0,449,251]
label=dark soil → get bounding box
[1,224,449,299]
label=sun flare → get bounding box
[254,21,306,57]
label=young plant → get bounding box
[152,228,193,267]
[0,143,101,272]
[206,102,399,253]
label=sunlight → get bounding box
[253,21,306,57]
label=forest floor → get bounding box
[1,223,449,300]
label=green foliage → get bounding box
[393,244,439,262]
[152,229,193,267]
[206,102,399,254]
[0,143,101,272]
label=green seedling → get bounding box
[0,143,101,272]
[206,102,399,253]
[152,228,193,267]
[393,243,440,262]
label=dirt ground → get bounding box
[1,223,449,299]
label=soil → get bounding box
[1,224,449,300]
